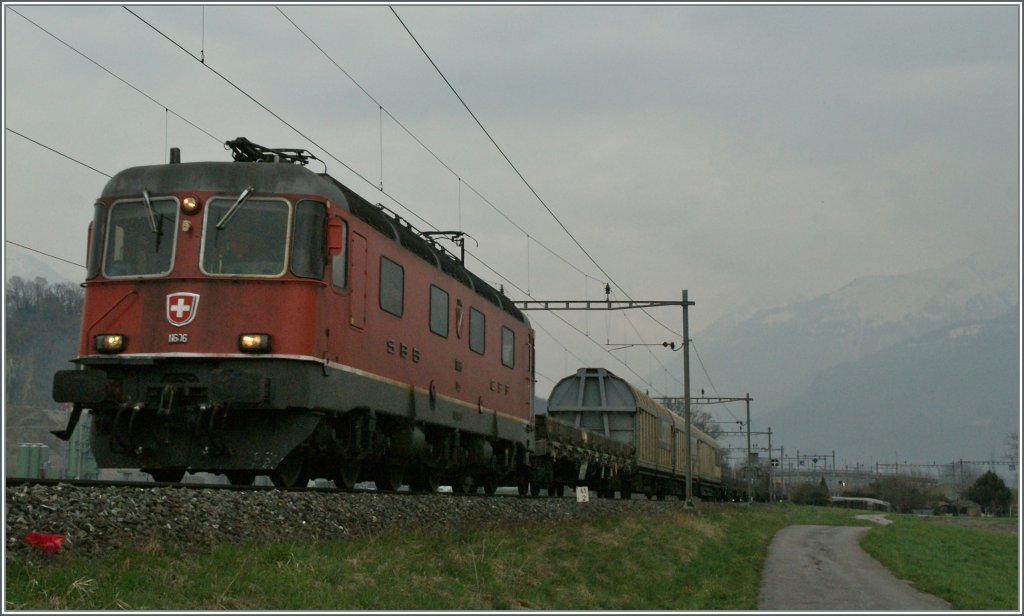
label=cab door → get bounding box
[349,232,367,329]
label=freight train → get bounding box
[52,138,723,499]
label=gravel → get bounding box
[5,483,692,564]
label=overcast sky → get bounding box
[3,3,1020,395]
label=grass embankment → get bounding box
[861,514,1019,611]
[4,504,1016,610]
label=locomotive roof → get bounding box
[101,161,351,205]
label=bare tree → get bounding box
[1004,431,1019,462]
[661,400,722,439]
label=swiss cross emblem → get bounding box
[166,292,200,327]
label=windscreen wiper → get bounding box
[216,186,254,229]
[142,189,159,234]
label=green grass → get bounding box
[4,504,1013,610]
[861,515,1019,610]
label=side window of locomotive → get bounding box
[103,197,178,278]
[201,198,289,276]
[501,326,515,368]
[469,307,485,355]
[291,200,326,279]
[429,285,449,337]
[87,202,107,279]
[331,219,349,289]
[379,256,404,317]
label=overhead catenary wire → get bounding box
[275,6,602,284]
[391,7,690,385]
[690,339,742,425]
[6,240,86,270]
[8,7,223,147]
[7,129,112,178]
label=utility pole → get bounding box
[745,394,752,502]
[780,445,785,501]
[767,428,773,502]
[682,290,694,507]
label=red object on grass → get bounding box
[24,532,65,554]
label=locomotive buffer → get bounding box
[515,290,698,507]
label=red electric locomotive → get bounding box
[52,138,535,491]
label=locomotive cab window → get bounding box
[380,256,404,317]
[429,285,449,337]
[291,200,326,279]
[201,198,290,276]
[469,307,485,355]
[103,197,178,278]
[501,326,515,368]
[87,202,108,279]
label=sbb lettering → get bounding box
[386,339,420,363]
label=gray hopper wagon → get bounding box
[543,368,723,500]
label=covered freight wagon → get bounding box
[546,368,722,500]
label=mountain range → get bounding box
[654,250,1019,466]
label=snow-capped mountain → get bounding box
[665,250,1018,414]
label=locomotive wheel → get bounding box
[147,468,185,483]
[334,461,361,490]
[271,455,307,488]
[226,471,255,486]
[375,465,405,491]
[480,476,498,495]
[457,476,474,494]
[517,476,529,496]
[529,482,541,497]
[548,483,562,497]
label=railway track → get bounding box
[3,476,537,497]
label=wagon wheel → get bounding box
[375,464,405,492]
[225,471,255,486]
[147,468,185,483]
[457,475,474,494]
[517,475,530,496]
[271,454,308,488]
[530,482,541,497]
[334,461,361,490]
[548,483,562,498]
[409,469,440,493]
[480,476,498,495]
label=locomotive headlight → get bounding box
[239,333,271,353]
[181,196,201,215]
[94,334,126,354]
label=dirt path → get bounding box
[757,523,951,611]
